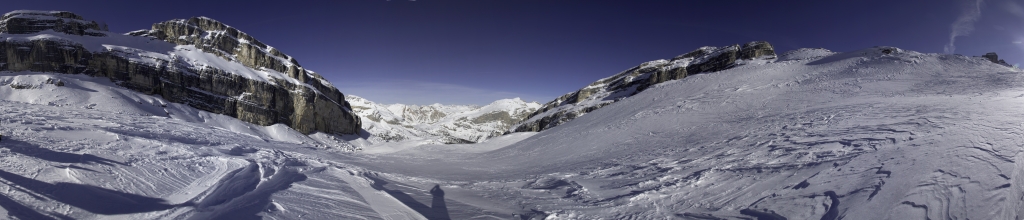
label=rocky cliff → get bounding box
[0,10,105,36]
[981,52,1012,67]
[347,95,540,144]
[509,41,776,133]
[0,10,360,135]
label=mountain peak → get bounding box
[346,95,541,144]
[2,10,82,19]
[129,16,325,86]
[0,10,104,36]
[0,10,361,135]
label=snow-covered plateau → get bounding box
[3,44,1024,219]
[4,10,1024,220]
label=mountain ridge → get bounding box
[508,41,777,133]
[0,10,360,135]
[347,94,540,144]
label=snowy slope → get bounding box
[0,71,399,219]
[2,45,1024,220]
[0,70,521,219]
[510,41,776,133]
[347,95,540,144]
[343,47,1024,219]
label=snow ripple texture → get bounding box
[0,46,1022,219]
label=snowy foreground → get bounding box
[1,47,1024,219]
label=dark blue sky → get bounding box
[4,0,1022,105]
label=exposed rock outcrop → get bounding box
[982,52,1012,67]
[0,10,105,36]
[0,10,360,135]
[510,41,776,133]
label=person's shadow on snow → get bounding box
[429,184,450,220]
[368,176,451,220]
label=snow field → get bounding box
[1,46,1023,219]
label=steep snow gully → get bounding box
[4,43,1024,219]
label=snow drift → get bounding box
[1,15,1023,218]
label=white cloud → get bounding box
[336,80,552,105]
[1005,0,1024,18]
[945,0,985,54]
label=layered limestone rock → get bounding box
[0,10,105,36]
[0,10,360,135]
[510,41,776,133]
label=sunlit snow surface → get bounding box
[1,47,1023,219]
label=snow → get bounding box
[158,16,329,88]
[778,47,836,61]
[347,95,540,144]
[345,47,1024,219]
[511,44,763,132]
[0,28,304,86]
[1,46,1023,219]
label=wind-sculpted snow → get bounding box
[0,68,519,218]
[343,47,1024,219]
[1,46,1023,219]
[0,102,427,219]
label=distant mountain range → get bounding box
[347,95,539,144]
[3,9,1023,219]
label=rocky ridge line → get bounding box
[348,95,540,144]
[0,10,360,135]
[509,41,776,133]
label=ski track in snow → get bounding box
[0,47,1023,219]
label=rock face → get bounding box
[347,95,540,144]
[0,10,360,135]
[0,10,105,36]
[982,52,1012,67]
[509,41,776,133]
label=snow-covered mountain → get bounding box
[347,95,540,144]
[0,10,360,136]
[3,9,1024,220]
[352,46,1024,219]
[510,41,776,133]
[3,36,1024,218]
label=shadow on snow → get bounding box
[367,176,450,220]
[0,139,126,166]
[0,169,188,215]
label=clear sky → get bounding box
[3,0,1021,105]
